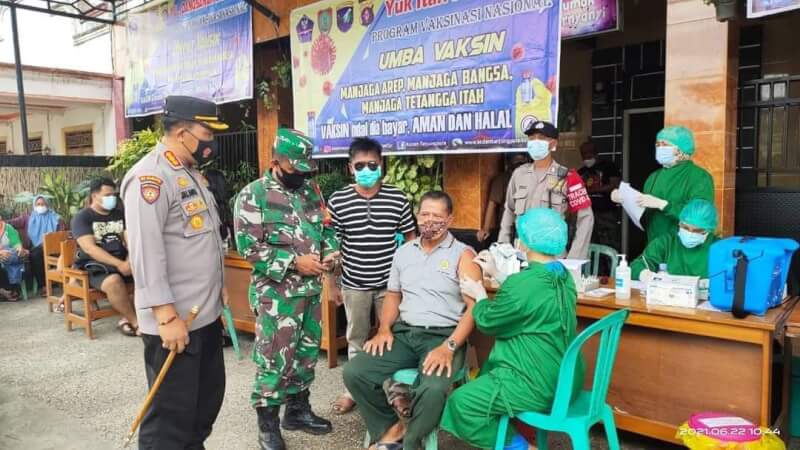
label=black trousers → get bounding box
[29,245,45,290]
[139,319,226,450]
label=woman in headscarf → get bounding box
[9,195,65,295]
[0,212,27,301]
[441,208,585,449]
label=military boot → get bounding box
[282,390,333,435]
[257,406,286,450]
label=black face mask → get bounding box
[276,167,307,190]
[183,129,218,166]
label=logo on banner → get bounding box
[318,8,333,34]
[296,15,314,43]
[337,2,354,33]
[359,0,374,26]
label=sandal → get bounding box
[0,289,19,302]
[117,320,138,337]
[332,394,356,415]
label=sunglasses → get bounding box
[353,161,380,171]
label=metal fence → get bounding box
[0,155,109,167]
[215,130,258,173]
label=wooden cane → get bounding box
[123,305,200,448]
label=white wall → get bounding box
[0,104,115,155]
[0,6,112,74]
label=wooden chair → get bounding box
[43,231,69,312]
[61,240,119,340]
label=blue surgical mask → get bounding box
[355,166,382,188]
[678,228,707,248]
[101,195,117,211]
[656,146,677,167]
[527,140,550,161]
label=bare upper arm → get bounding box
[457,248,481,305]
[76,235,97,252]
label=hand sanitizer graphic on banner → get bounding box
[307,112,318,151]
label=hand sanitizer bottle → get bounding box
[616,254,631,300]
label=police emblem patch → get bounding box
[141,185,160,204]
[178,177,190,188]
[139,175,163,204]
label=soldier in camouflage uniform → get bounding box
[234,128,339,450]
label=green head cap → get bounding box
[679,199,718,232]
[274,128,316,173]
[656,125,695,156]
[516,207,568,256]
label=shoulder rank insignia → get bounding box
[164,151,182,170]
[139,175,163,204]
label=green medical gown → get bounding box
[642,161,714,243]
[631,233,718,280]
[441,262,585,449]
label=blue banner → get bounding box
[125,0,253,117]
[291,0,561,156]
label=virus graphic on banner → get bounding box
[311,34,336,75]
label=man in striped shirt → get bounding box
[328,137,417,414]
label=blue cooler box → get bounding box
[709,237,798,317]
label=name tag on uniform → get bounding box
[180,188,198,200]
[181,198,208,216]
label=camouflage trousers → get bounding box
[251,294,322,408]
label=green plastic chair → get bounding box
[493,308,630,450]
[584,244,619,279]
[364,366,468,450]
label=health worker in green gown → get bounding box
[441,208,585,450]
[613,126,714,243]
[632,199,719,282]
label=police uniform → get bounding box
[498,122,594,259]
[234,128,338,450]
[121,96,228,450]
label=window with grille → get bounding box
[28,137,43,154]
[737,76,800,189]
[65,129,94,155]
[0,140,6,153]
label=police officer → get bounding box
[234,128,339,450]
[498,121,594,259]
[121,95,228,450]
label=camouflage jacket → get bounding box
[234,170,338,302]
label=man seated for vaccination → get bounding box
[71,178,139,336]
[631,198,718,282]
[440,207,585,450]
[343,191,481,450]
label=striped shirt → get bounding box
[328,183,416,290]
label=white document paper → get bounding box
[619,182,645,231]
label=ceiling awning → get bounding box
[1,0,278,155]
[0,0,153,24]
[0,0,279,25]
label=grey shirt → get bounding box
[498,160,594,259]
[387,233,471,327]
[121,143,224,335]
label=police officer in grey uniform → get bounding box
[121,96,229,450]
[498,121,594,259]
